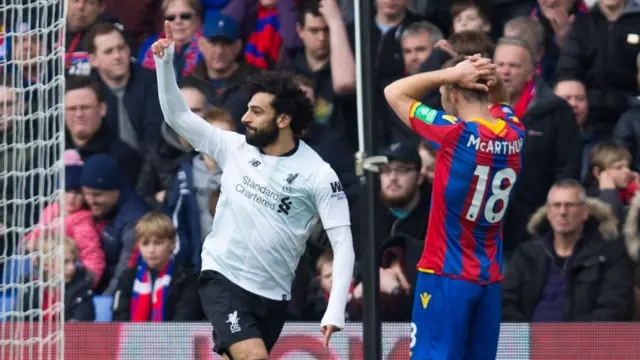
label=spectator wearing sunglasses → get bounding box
[138,0,204,83]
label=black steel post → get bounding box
[357,0,381,358]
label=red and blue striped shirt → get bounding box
[410,102,526,284]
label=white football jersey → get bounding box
[199,128,350,300]
[154,44,350,301]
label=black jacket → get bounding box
[376,185,432,322]
[614,98,640,172]
[623,192,640,263]
[502,197,634,322]
[17,268,95,322]
[65,121,142,187]
[64,268,96,321]
[181,61,256,132]
[285,51,358,151]
[301,122,359,206]
[556,0,640,134]
[356,11,425,88]
[502,79,583,250]
[135,122,194,210]
[112,262,203,321]
[93,64,163,152]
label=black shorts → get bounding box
[198,270,289,356]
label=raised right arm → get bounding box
[153,42,215,152]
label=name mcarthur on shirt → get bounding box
[466,134,523,155]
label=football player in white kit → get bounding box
[152,21,355,360]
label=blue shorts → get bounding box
[410,272,501,360]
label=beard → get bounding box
[245,116,279,148]
[381,187,416,209]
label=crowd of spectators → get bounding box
[1,0,640,324]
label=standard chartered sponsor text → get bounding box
[236,175,281,210]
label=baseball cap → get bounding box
[202,11,239,42]
[378,142,422,170]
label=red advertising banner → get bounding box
[531,323,640,360]
[4,322,640,359]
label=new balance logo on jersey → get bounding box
[249,159,261,167]
[227,311,241,333]
[277,196,293,215]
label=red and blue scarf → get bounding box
[130,257,174,322]
[139,31,203,77]
[513,80,536,119]
[244,4,282,70]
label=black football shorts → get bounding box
[198,270,289,356]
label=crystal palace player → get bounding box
[384,55,525,360]
[152,22,354,359]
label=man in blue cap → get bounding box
[80,153,148,295]
[182,11,257,130]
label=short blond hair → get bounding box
[203,107,236,132]
[589,141,632,172]
[316,250,333,275]
[135,212,176,243]
[35,236,77,258]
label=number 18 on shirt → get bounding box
[408,102,525,360]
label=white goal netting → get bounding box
[0,1,66,359]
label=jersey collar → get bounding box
[259,139,300,157]
[469,117,507,136]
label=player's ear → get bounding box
[88,53,98,68]
[98,101,107,118]
[591,166,602,180]
[416,170,425,186]
[276,113,292,130]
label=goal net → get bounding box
[0,1,66,359]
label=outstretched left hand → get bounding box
[321,324,341,347]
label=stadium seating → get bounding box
[93,295,114,322]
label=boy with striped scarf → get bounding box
[112,212,203,321]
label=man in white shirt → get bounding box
[152,21,355,360]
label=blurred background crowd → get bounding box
[1,0,640,324]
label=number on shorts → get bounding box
[410,322,417,348]
[466,166,516,223]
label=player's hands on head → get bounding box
[467,55,510,104]
[152,20,174,59]
[453,55,497,92]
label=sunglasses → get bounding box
[165,13,194,21]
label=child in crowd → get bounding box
[19,236,95,322]
[428,0,492,63]
[112,212,202,322]
[163,107,235,270]
[25,149,105,288]
[451,0,491,35]
[307,250,360,321]
[417,141,436,185]
[585,141,639,220]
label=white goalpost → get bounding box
[0,1,66,359]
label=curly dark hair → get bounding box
[244,71,315,137]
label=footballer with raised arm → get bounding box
[384,55,525,360]
[152,21,354,360]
